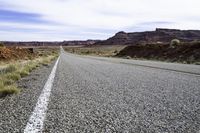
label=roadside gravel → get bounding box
[0,61,56,133]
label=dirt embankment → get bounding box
[116,42,200,64]
[0,47,35,61]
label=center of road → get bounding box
[24,56,60,133]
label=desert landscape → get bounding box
[1,28,200,97]
[62,28,200,64]
[1,0,200,132]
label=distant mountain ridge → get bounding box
[95,28,200,45]
[1,28,200,46]
[2,40,100,47]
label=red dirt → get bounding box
[0,47,35,61]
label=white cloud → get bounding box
[0,0,200,41]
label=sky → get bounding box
[0,0,200,41]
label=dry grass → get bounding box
[0,83,20,97]
[5,72,21,81]
[0,79,20,97]
[4,65,17,73]
[0,51,58,97]
[19,70,29,78]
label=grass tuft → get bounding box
[4,65,17,73]
[1,78,13,86]
[22,62,37,73]
[41,58,50,66]
[19,70,29,78]
[0,84,20,97]
[5,72,21,81]
[0,52,58,98]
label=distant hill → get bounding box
[2,28,200,47]
[1,40,100,47]
[95,28,200,45]
[60,40,100,46]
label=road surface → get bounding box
[0,49,200,132]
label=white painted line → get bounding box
[24,56,60,133]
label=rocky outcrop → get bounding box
[116,41,200,63]
[95,28,200,45]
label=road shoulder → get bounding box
[0,60,56,133]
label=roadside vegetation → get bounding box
[64,45,125,57]
[116,40,200,64]
[64,40,200,65]
[0,46,59,98]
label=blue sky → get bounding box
[0,0,200,41]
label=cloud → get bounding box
[0,0,200,41]
[0,9,43,23]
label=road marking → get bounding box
[24,56,60,133]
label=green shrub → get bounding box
[19,70,29,77]
[170,39,180,48]
[24,65,32,72]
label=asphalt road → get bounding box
[1,49,200,132]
